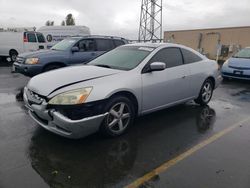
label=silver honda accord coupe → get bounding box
[23,43,221,139]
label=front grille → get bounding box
[222,72,250,79]
[26,89,45,105]
[229,66,250,70]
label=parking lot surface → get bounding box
[1,65,250,188]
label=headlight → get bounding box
[25,58,39,64]
[48,87,93,105]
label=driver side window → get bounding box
[77,39,95,52]
[149,47,183,68]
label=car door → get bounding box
[141,47,191,113]
[70,39,98,64]
[23,32,39,52]
[35,32,46,50]
[180,48,204,97]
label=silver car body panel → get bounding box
[24,43,221,138]
[23,88,108,139]
[27,65,123,96]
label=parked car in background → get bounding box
[221,47,250,80]
[23,43,221,139]
[37,26,90,49]
[13,35,128,77]
[0,30,46,62]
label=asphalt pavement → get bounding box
[0,65,250,188]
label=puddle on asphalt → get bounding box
[209,99,239,112]
[231,90,250,102]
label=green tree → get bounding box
[61,20,66,26]
[45,20,54,26]
[65,14,75,25]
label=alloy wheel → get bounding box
[202,82,212,103]
[107,102,131,134]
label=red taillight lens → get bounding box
[23,33,28,42]
[23,37,28,42]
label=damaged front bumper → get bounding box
[23,87,108,139]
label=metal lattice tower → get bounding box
[138,0,163,42]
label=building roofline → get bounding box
[164,25,250,33]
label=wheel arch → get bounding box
[9,49,18,55]
[107,90,139,116]
[206,76,215,89]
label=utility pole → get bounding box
[138,0,163,42]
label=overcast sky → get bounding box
[1,0,250,39]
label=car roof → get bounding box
[123,42,186,48]
[70,35,127,41]
[123,42,207,59]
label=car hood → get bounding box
[228,57,250,68]
[27,65,123,96]
[19,49,65,58]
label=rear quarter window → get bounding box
[181,48,202,64]
[96,39,115,51]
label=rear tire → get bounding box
[43,64,64,72]
[195,79,214,106]
[10,50,18,62]
[100,96,135,137]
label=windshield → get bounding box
[233,48,250,59]
[51,38,78,51]
[89,46,154,70]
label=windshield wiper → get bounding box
[94,64,112,68]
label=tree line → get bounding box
[45,14,75,26]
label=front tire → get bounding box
[100,96,135,137]
[195,79,214,106]
[10,50,18,62]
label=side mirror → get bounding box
[71,46,79,53]
[149,62,166,72]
